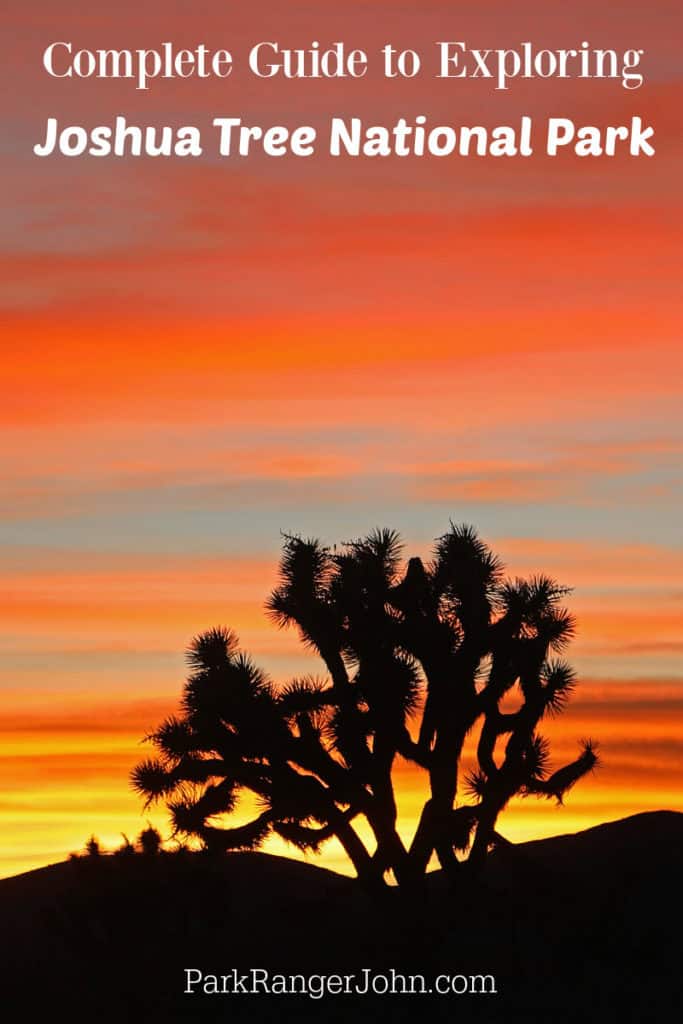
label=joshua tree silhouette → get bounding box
[132,524,598,888]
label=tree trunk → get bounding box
[332,814,384,889]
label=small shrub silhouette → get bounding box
[86,835,101,859]
[132,524,598,888]
[114,833,136,858]
[137,825,163,856]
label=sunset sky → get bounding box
[1,1,681,879]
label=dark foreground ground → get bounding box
[1,811,681,1023]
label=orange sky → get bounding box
[1,0,681,879]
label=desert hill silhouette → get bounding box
[1,811,681,1023]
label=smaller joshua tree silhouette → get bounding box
[131,524,599,889]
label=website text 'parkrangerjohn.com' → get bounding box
[184,968,497,999]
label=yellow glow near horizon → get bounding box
[1,686,680,881]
